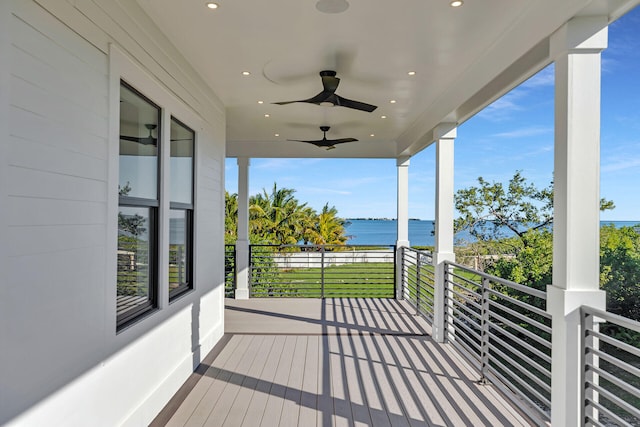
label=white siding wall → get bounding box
[0,0,226,425]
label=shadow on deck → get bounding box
[152,298,535,426]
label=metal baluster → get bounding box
[415,252,421,316]
[321,245,325,299]
[479,276,490,384]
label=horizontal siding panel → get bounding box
[9,135,107,182]
[7,223,106,257]
[75,0,210,114]
[13,3,109,72]
[10,75,108,139]
[4,246,107,407]
[8,166,107,202]
[11,42,108,118]
[10,106,108,160]
[5,246,107,312]
[8,197,106,227]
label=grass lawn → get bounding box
[251,262,395,298]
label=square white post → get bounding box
[548,17,608,426]
[235,157,250,299]
[432,125,456,343]
[396,156,410,299]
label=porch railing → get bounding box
[400,247,551,423]
[249,244,396,298]
[224,244,236,297]
[581,306,640,426]
[400,247,435,322]
[227,244,640,426]
[444,260,552,423]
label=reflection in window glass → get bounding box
[169,117,195,300]
[117,81,160,329]
[169,209,190,292]
[117,207,153,315]
[170,118,194,205]
[119,84,159,200]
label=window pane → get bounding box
[170,118,194,205]
[119,83,160,200]
[117,207,154,315]
[169,209,190,293]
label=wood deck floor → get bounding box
[152,298,535,427]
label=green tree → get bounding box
[455,172,614,288]
[225,191,238,245]
[225,184,349,247]
[455,171,554,242]
[249,184,309,245]
[304,203,348,245]
[453,171,640,323]
[600,224,640,321]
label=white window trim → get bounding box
[108,44,200,334]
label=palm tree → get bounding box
[307,203,348,246]
[226,184,348,247]
[250,184,310,245]
[224,191,238,244]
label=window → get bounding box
[117,81,160,329]
[169,117,195,300]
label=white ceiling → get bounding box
[137,0,638,159]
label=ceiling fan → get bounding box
[274,70,377,113]
[288,126,357,150]
[120,124,192,145]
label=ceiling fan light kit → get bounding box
[315,0,349,14]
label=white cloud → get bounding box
[477,91,525,121]
[253,158,322,170]
[521,66,555,89]
[298,186,352,196]
[492,126,552,139]
[602,156,640,173]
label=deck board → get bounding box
[154,298,537,427]
[222,336,273,427]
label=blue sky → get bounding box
[226,7,640,221]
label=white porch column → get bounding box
[548,17,608,427]
[396,156,410,299]
[235,157,251,299]
[432,125,456,343]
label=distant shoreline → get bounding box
[346,218,640,223]
[346,218,425,221]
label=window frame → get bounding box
[117,80,162,330]
[168,116,195,301]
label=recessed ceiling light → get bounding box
[206,2,219,9]
[257,100,264,104]
[264,114,270,118]
[390,100,397,104]
[370,134,375,137]
[450,0,463,7]
[242,71,251,76]
[408,71,416,76]
[274,133,280,137]
[381,115,387,119]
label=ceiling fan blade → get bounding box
[120,135,157,145]
[334,95,378,112]
[120,135,144,143]
[286,139,321,143]
[274,90,333,106]
[328,138,358,144]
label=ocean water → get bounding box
[344,219,640,246]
